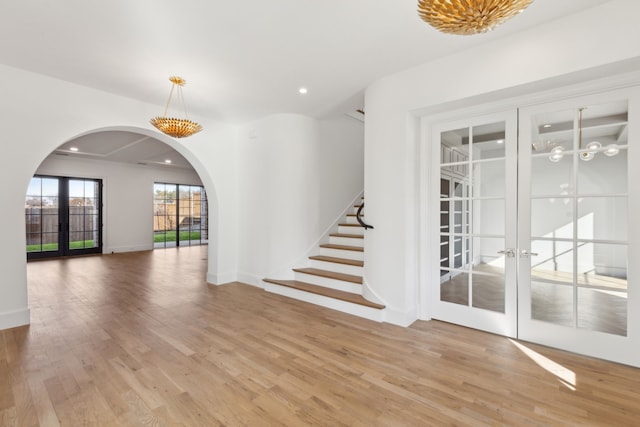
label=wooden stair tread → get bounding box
[346,213,364,217]
[320,243,364,252]
[308,255,364,267]
[293,267,362,284]
[329,233,364,239]
[263,279,384,309]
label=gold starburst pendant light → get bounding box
[417,0,534,35]
[150,76,202,138]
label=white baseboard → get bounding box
[0,308,30,330]
[236,272,266,288]
[207,272,237,285]
[384,305,419,327]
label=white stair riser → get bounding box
[338,225,364,235]
[293,272,362,294]
[345,215,361,225]
[320,247,364,261]
[330,236,364,246]
[265,283,384,322]
[309,260,363,276]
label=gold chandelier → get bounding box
[417,0,534,35]
[150,76,202,138]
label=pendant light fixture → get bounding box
[417,0,533,35]
[150,76,202,138]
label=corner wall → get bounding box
[236,113,364,285]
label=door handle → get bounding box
[498,249,516,257]
[520,249,539,258]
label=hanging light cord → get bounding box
[162,83,176,118]
[161,80,190,119]
[178,86,190,120]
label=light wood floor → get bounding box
[1,248,639,425]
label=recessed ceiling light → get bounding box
[69,147,79,152]
[496,139,504,144]
[543,124,552,128]
[298,87,308,95]
[164,159,172,164]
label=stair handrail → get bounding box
[356,202,374,230]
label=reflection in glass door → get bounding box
[432,111,518,337]
[26,175,102,259]
[518,91,638,366]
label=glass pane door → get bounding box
[26,175,102,259]
[68,179,101,253]
[518,89,639,367]
[154,183,178,248]
[154,182,208,248]
[432,110,518,337]
[26,177,62,257]
[178,185,208,246]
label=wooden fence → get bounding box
[25,207,98,245]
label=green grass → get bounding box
[154,230,201,243]
[26,240,95,252]
[26,232,203,252]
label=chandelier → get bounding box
[150,76,202,138]
[417,0,533,35]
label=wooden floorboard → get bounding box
[0,247,638,426]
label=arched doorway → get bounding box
[34,125,218,257]
[26,128,217,257]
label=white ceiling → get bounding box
[54,131,194,169]
[3,1,614,166]
[1,0,612,124]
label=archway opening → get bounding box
[24,126,220,286]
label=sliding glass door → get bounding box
[26,175,102,259]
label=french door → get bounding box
[431,110,519,338]
[430,88,639,366]
[517,89,639,366]
[26,175,103,259]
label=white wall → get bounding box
[364,0,640,325]
[237,114,364,285]
[35,155,203,253]
[0,64,238,330]
[318,117,365,223]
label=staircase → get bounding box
[263,199,385,322]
